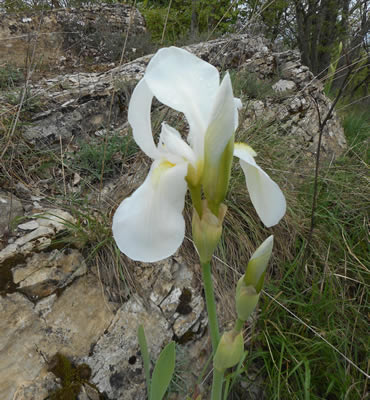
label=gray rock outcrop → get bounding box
[16,34,346,164]
[0,4,146,67]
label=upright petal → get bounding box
[204,73,237,166]
[112,160,188,262]
[202,74,237,207]
[159,123,197,167]
[128,78,161,159]
[234,143,286,227]
[144,47,220,157]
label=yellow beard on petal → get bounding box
[152,160,175,187]
[234,142,257,157]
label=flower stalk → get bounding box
[201,261,220,352]
[201,260,224,400]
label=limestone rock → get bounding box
[84,298,171,399]
[0,208,75,264]
[12,249,87,301]
[0,4,146,68]
[272,79,296,92]
[0,293,47,400]
[140,257,206,342]
[42,273,117,358]
[12,373,59,400]
[18,220,39,230]
[16,34,346,164]
[0,273,116,400]
[0,191,23,237]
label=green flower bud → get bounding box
[192,200,227,264]
[235,276,260,321]
[213,329,244,371]
[244,235,273,292]
[203,136,234,215]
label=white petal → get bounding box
[144,47,220,155]
[128,78,161,159]
[234,143,286,227]
[204,73,237,166]
[112,160,188,262]
[159,123,197,166]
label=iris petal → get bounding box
[112,160,188,262]
[234,143,286,227]
[144,47,220,158]
[159,123,197,167]
[205,73,237,166]
[128,78,160,159]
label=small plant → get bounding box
[70,132,138,181]
[4,87,42,115]
[0,64,23,89]
[138,325,176,400]
[230,70,275,100]
[342,109,370,148]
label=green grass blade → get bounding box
[304,359,311,400]
[138,325,151,398]
[150,341,176,400]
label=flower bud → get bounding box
[203,136,234,215]
[192,201,227,264]
[235,276,260,321]
[213,329,244,371]
[244,235,273,292]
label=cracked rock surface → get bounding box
[0,204,208,399]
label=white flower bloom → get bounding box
[112,47,286,262]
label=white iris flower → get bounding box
[112,47,286,262]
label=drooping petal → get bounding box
[112,160,188,262]
[234,143,286,227]
[144,47,220,157]
[128,78,161,159]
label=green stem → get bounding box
[201,261,223,400]
[211,368,224,400]
[201,261,220,352]
[234,318,244,333]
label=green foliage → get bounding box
[342,108,370,148]
[324,42,343,95]
[230,70,275,100]
[140,0,240,44]
[243,0,290,40]
[345,50,369,100]
[70,132,138,181]
[138,325,151,397]
[222,94,368,398]
[0,64,23,89]
[5,88,42,115]
[150,341,176,400]
[138,325,176,400]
